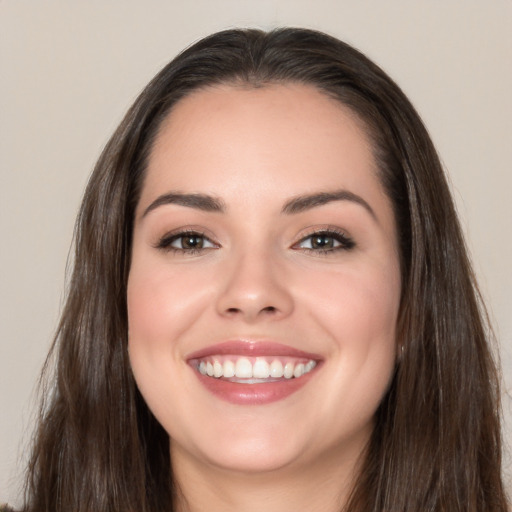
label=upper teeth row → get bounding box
[198,357,317,379]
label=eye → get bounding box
[156,230,218,254]
[294,230,355,253]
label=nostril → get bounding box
[224,305,277,316]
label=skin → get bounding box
[127,84,401,512]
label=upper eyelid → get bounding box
[153,228,219,250]
[294,226,352,241]
[156,226,216,241]
[153,225,353,249]
[292,227,355,250]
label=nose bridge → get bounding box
[216,242,293,321]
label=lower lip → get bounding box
[192,369,318,405]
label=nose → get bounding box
[215,249,294,323]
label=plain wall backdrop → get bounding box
[1,0,511,504]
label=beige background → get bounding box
[1,0,511,504]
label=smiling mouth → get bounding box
[186,341,321,404]
[191,356,317,383]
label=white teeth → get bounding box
[235,357,253,378]
[252,358,270,378]
[196,356,317,381]
[223,359,235,378]
[213,360,223,378]
[269,359,284,378]
[305,360,316,372]
[283,362,295,379]
[293,363,305,378]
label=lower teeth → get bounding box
[225,377,284,384]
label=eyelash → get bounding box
[155,230,218,255]
[155,228,355,256]
[293,229,355,254]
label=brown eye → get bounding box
[179,234,205,250]
[157,231,217,253]
[296,230,355,252]
[310,234,335,249]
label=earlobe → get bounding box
[396,343,405,364]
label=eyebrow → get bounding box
[142,192,226,217]
[281,190,376,219]
[142,189,376,220]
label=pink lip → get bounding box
[186,340,321,360]
[186,340,322,405]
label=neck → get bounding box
[171,441,366,512]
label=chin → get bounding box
[171,422,309,475]
[202,444,303,474]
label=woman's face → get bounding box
[127,84,401,475]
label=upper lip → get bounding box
[186,340,322,361]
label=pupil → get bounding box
[183,235,203,249]
[312,235,333,249]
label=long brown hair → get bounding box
[21,28,508,511]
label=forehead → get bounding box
[141,83,385,214]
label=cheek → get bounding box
[127,258,210,349]
[126,263,199,429]
[126,258,220,412]
[127,269,171,367]
[126,255,186,394]
[303,261,400,344]
[301,260,400,395]
[307,266,400,420]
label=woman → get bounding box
[12,28,508,511]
